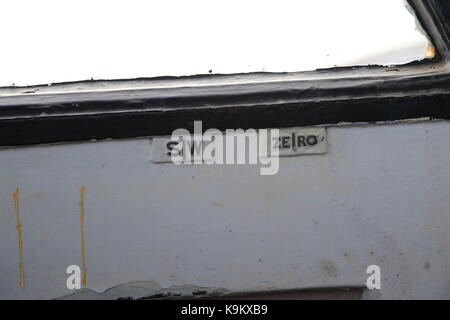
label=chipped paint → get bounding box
[58,281,227,300]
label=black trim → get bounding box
[0,0,449,147]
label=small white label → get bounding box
[150,127,327,163]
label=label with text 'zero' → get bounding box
[150,127,327,163]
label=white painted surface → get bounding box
[0,0,429,86]
[0,120,449,299]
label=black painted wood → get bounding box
[0,0,449,147]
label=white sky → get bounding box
[0,0,429,86]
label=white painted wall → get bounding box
[1,120,449,299]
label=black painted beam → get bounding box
[0,0,449,147]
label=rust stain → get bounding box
[13,188,25,289]
[79,185,87,287]
[320,260,339,278]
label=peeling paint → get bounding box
[58,281,228,300]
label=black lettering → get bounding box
[282,136,290,149]
[307,135,318,146]
[292,133,297,151]
[298,135,306,147]
[273,137,280,149]
[166,141,179,156]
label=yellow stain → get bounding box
[425,44,436,59]
[13,188,25,289]
[79,185,87,287]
